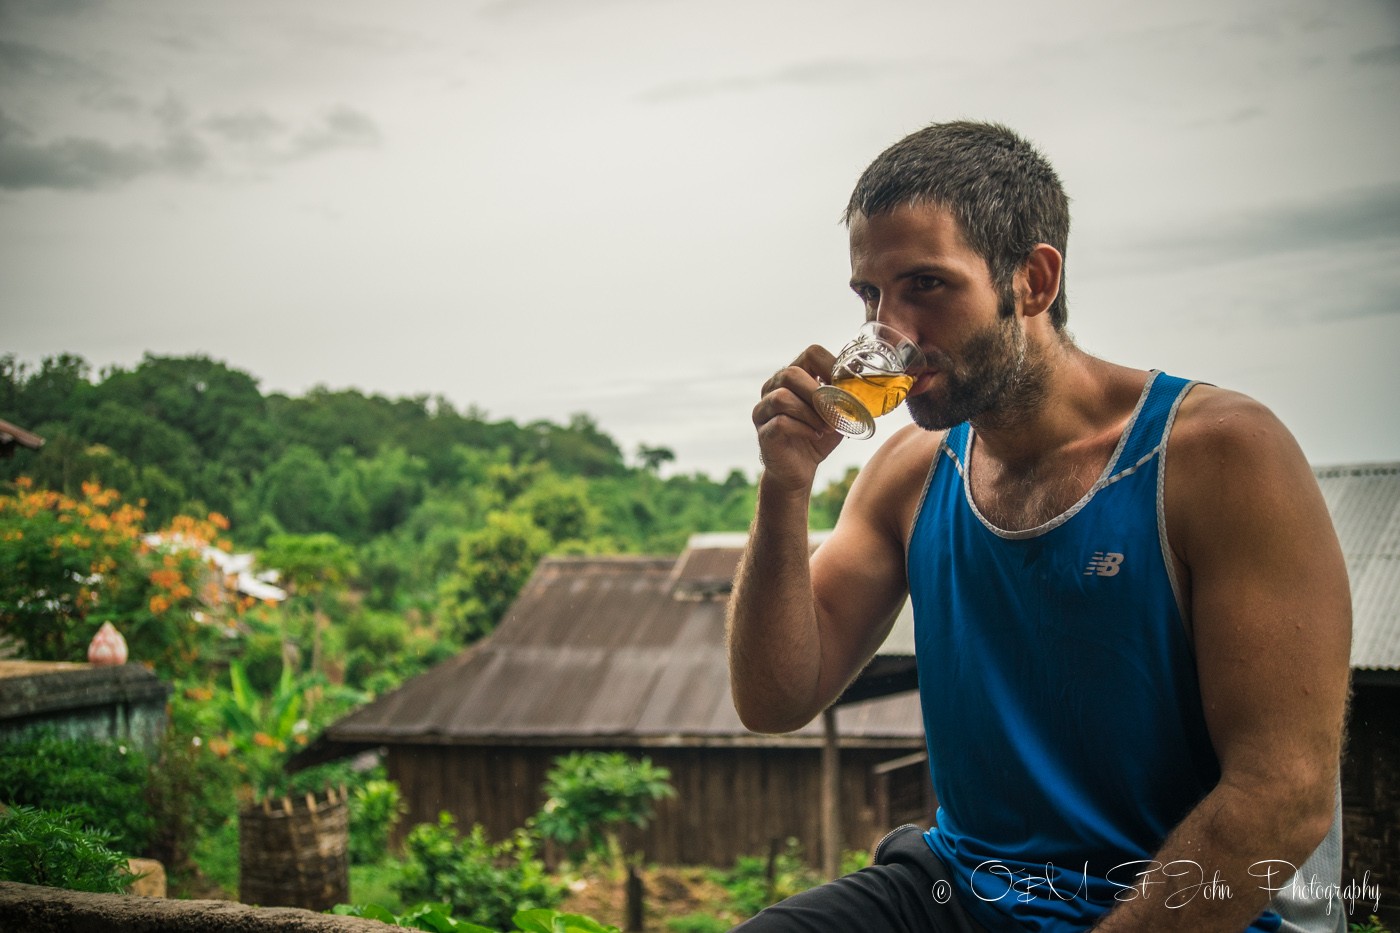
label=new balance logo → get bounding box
[1084,552,1124,577]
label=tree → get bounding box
[533,751,676,870]
[514,472,602,547]
[249,444,336,534]
[636,444,676,474]
[259,532,358,674]
[435,512,550,644]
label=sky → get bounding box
[2,0,1398,489]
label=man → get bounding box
[726,121,1351,932]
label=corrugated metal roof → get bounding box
[1314,462,1400,671]
[325,540,923,748]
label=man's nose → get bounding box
[873,303,921,346]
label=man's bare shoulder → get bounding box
[1169,383,1300,470]
[1166,383,1324,564]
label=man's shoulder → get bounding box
[1164,381,1322,555]
[1169,382,1297,467]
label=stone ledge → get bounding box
[0,882,391,932]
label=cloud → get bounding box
[0,110,208,190]
[638,58,888,103]
[1097,185,1400,323]
[205,109,286,145]
[0,103,382,191]
[288,106,381,158]
[1353,44,1400,67]
[0,38,103,83]
[1137,184,1400,267]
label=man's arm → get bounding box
[727,348,918,734]
[1094,388,1352,931]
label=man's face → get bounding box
[847,203,1030,430]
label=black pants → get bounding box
[729,825,987,933]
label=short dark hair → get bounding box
[843,121,1070,329]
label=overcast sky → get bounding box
[2,0,1398,488]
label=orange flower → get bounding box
[209,737,232,757]
[149,595,171,615]
[251,732,281,749]
[209,512,230,530]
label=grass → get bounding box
[349,860,404,912]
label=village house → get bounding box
[293,531,926,869]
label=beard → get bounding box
[904,288,1049,432]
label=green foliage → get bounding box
[261,532,358,596]
[333,903,620,933]
[711,839,823,917]
[436,512,551,643]
[0,732,154,857]
[3,350,764,903]
[144,723,243,886]
[0,805,134,893]
[533,752,675,862]
[1350,918,1393,933]
[810,466,859,530]
[0,479,243,677]
[665,915,731,933]
[394,813,564,929]
[349,777,407,865]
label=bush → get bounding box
[349,777,406,865]
[0,731,154,856]
[533,751,674,864]
[0,805,134,893]
[712,838,822,918]
[394,813,564,929]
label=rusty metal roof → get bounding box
[323,538,922,750]
[1314,462,1400,671]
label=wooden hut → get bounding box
[295,533,927,868]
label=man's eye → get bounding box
[855,286,878,304]
[913,275,941,291]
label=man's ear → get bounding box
[1018,243,1063,319]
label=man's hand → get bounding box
[752,345,843,494]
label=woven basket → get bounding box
[238,786,349,910]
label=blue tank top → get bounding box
[906,371,1334,931]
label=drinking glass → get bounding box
[812,321,924,439]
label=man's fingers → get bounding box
[753,385,830,436]
[761,345,837,397]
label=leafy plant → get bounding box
[0,477,249,677]
[532,751,675,866]
[333,903,620,933]
[348,776,407,865]
[711,838,823,917]
[1350,918,1393,933]
[0,731,154,857]
[394,813,564,929]
[0,805,134,893]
